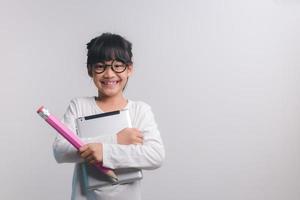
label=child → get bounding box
[52,33,165,200]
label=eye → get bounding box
[94,64,105,69]
[114,64,123,68]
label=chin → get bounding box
[98,89,121,98]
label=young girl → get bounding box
[52,33,165,200]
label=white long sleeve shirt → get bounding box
[52,97,165,200]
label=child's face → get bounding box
[88,60,133,98]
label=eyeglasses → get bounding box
[91,60,128,74]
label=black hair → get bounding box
[86,33,133,66]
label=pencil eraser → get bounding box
[37,106,44,113]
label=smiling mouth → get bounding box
[100,80,120,85]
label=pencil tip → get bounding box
[110,176,119,184]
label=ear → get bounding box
[127,64,134,77]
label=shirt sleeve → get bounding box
[102,105,165,170]
[52,99,117,164]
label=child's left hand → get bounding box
[79,143,103,165]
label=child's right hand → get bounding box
[117,128,144,145]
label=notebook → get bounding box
[75,109,143,190]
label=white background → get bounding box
[0,0,300,199]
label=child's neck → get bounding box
[96,93,128,112]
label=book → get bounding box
[75,109,143,190]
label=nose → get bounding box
[103,66,115,77]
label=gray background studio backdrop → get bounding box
[1,0,300,200]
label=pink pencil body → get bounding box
[37,106,118,182]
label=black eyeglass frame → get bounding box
[90,60,129,74]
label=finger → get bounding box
[133,128,141,133]
[86,154,94,162]
[134,129,142,135]
[89,160,97,165]
[80,149,92,158]
[79,145,89,153]
[134,138,143,145]
[138,138,143,144]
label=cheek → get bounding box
[121,72,130,80]
[92,76,101,86]
[120,76,129,84]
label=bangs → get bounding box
[87,34,132,65]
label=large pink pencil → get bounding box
[37,106,118,183]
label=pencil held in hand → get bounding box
[37,106,118,183]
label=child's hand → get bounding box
[117,128,144,145]
[79,143,103,165]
